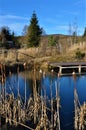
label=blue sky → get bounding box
[0,0,86,36]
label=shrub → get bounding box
[75,49,85,59]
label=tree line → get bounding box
[0,12,86,49]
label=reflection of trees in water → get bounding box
[0,70,61,130]
[0,70,86,130]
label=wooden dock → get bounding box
[49,62,86,75]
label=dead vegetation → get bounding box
[0,37,86,70]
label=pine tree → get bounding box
[48,35,57,46]
[27,12,42,47]
[0,26,12,43]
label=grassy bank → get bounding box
[0,43,86,72]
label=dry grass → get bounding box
[0,42,86,69]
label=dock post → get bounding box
[59,66,62,74]
[78,65,81,74]
[0,115,1,126]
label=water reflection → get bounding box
[0,71,86,130]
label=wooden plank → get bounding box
[49,62,86,67]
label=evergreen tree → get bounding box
[0,26,17,48]
[48,35,57,46]
[0,26,12,43]
[27,12,42,47]
[0,26,13,48]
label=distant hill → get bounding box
[17,34,83,48]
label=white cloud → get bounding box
[0,14,29,35]
[0,14,29,21]
[44,24,69,35]
[9,23,27,35]
[45,24,84,35]
[0,22,26,35]
[48,25,69,32]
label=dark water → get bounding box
[0,71,86,130]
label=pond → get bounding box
[0,70,86,130]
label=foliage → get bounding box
[0,26,20,49]
[0,26,12,43]
[48,35,57,46]
[75,49,85,59]
[27,12,42,47]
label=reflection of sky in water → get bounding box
[0,72,86,130]
[76,75,86,103]
[1,74,33,101]
[42,75,86,102]
[42,75,86,130]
